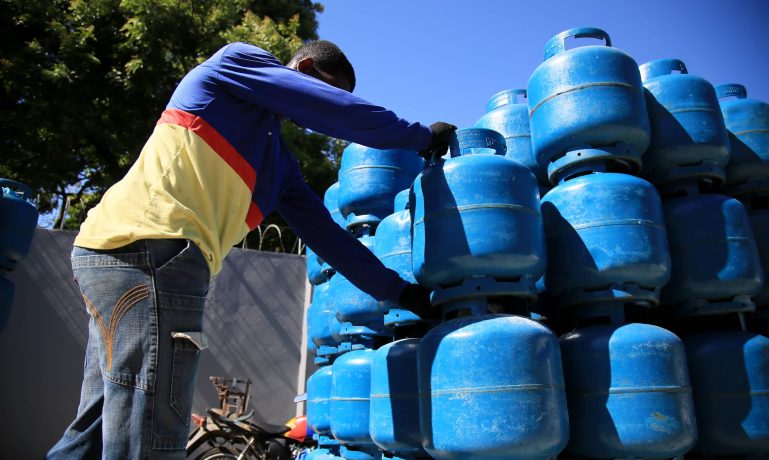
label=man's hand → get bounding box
[397,283,439,320]
[419,122,458,161]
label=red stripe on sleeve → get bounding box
[157,109,257,191]
[246,202,264,229]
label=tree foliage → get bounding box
[1,0,343,251]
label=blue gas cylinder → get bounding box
[685,331,769,455]
[325,182,347,230]
[750,209,769,309]
[330,348,376,446]
[418,313,568,460]
[640,59,730,187]
[338,143,424,230]
[331,233,386,335]
[0,179,38,271]
[322,182,346,277]
[370,338,424,457]
[324,276,347,347]
[311,345,326,366]
[411,129,545,305]
[474,89,547,186]
[307,365,334,435]
[662,194,764,314]
[541,172,670,307]
[560,323,696,458]
[373,190,421,326]
[306,246,326,286]
[305,448,344,460]
[308,282,339,355]
[527,27,650,184]
[717,84,769,196]
[328,308,346,349]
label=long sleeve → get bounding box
[213,43,433,151]
[276,165,409,304]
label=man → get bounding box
[47,40,456,459]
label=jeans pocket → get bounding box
[74,258,156,391]
[152,240,210,297]
[170,331,207,425]
[148,239,189,272]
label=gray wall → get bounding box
[0,229,310,458]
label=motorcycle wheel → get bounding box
[195,445,241,460]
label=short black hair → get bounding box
[289,40,356,91]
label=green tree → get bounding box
[1,0,342,251]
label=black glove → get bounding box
[397,283,439,320]
[419,122,458,161]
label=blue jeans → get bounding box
[47,239,210,459]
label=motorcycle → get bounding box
[186,376,315,460]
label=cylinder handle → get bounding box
[485,89,527,112]
[716,83,747,100]
[449,128,507,157]
[544,27,611,61]
[0,179,35,201]
[639,58,688,82]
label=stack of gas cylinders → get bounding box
[304,145,425,460]
[0,179,38,331]
[303,27,769,460]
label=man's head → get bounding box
[287,40,356,93]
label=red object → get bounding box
[284,416,310,442]
[191,413,206,428]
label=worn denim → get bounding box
[47,239,210,460]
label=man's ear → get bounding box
[296,57,314,74]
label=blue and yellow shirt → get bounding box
[75,42,432,303]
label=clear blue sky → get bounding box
[316,0,769,129]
